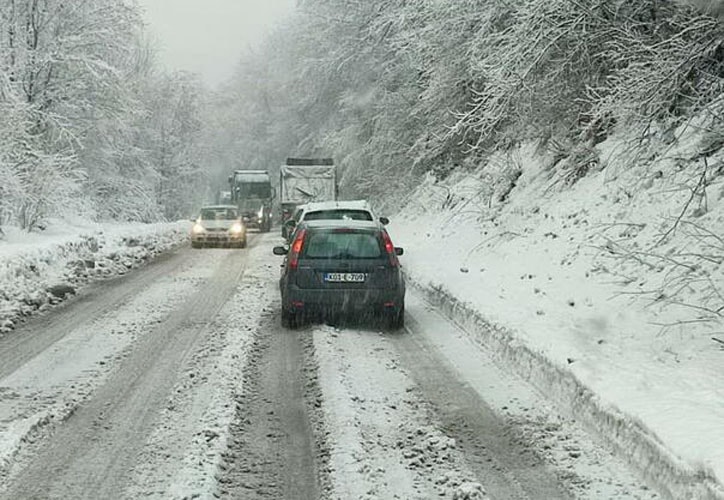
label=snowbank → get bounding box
[391,127,724,499]
[0,219,190,334]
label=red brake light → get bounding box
[289,228,306,269]
[381,231,399,267]
[291,229,305,254]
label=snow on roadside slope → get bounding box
[390,128,724,499]
[0,218,190,334]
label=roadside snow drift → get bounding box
[0,219,190,334]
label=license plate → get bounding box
[324,272,366,283]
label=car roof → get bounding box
[201,205,238,210]
[299,219,383,231]
[302,200,372,213]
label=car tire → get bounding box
[240,237,247,248]
[385,304,405,330]
[281,308,300,329]
[191,242,202,249]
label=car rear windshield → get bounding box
[303,209,373,222]
[303,230,382,259]
[200,208,237,220]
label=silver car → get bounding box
[283,200,389,242]
[191,205,247,248]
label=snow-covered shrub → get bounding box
[587,7,724,136]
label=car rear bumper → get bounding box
[191,233,245,246]
[283,284,404,314]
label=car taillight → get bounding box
[381,231,399,267]
[289,228,306,269]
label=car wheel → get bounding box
[281,308,300,329]
[385,304,405,330]
[241,237,247,248]
[191,241,202,249]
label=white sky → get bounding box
[136,0,297,88]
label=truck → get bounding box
[279,158,337,237]
[228,169,274,232]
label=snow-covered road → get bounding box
[0,231,657,499]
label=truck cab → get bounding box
[228,170,274,232]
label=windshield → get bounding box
[238,199,264,211]
[233,182,272,199]
[200,208,238,220]
[303,230,382,259]
[303,209,373,222]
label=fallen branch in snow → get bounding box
[680,220,724,255]
[594,221,724,331]
[712,337,724,349]
[462,231,522,265]
[653,157,709,247]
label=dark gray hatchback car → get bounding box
[273,220,405,329]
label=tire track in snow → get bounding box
[393,313,570,499]
[0,248,217,483]
[393,290,659,500]
[407,280,686,499]
[310,324,486,499]
[124,238,280,499]
[217,309,320,499]
[0,249,188,380]
[1,247,248,500]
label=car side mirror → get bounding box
[379,216,390,225]
[394,247,404,256]
[284,219,296,227]
[273,246,288,255]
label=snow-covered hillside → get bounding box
[391,123,724,498]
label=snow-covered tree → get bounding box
[0,0,209,227]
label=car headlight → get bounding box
[229,223,244,234]
[192,223,206,234]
